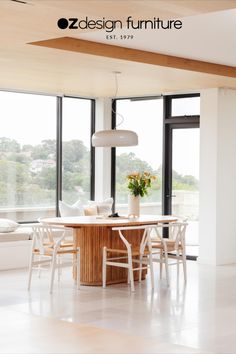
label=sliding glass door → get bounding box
[163,94,200,258]
[171,127,200,257]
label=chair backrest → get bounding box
[154,222,188,249]
[112,224,156,253]
[32,224,66,255]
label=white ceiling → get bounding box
[0,0,236,97]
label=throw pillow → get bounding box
[59,200,84,217]
[84,205,98,216]
[0,218,19,233]
[88,197,113,216]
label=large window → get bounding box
[62,97,93,204]
[0,92,94,222]
[114,98,163,215]
[112,94,200,259]
[0,92,57,221]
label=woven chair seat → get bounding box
[106,247,150,256]
[152,239,183,252]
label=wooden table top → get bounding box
[40,215,177,227]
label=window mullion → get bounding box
[56,96,62,216]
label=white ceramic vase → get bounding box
[128,194,140,217]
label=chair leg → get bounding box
[164,250,170,287]
[50,254,57,294]
[27,253,35,291]
[76,248,80,289]
[149,255,154,290]
[160,251,163,279]
[127,269,130,284]
[176,250,180,280]
[102,247,107,288]
[37,256,42,278]
[58,255,62,282]
[129,268,135,292]
[128,251,135,292]
[182,248,187,283]
[139,255,143,283]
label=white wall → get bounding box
[199,88,236,265]
[216,89,236,264]
[0,241,31,270]
[94,98,112,201]
[199,88,218,265]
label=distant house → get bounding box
[30,159,56,173]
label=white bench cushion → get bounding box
[0,227,33,242]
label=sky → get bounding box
[116,98,200,178]
[0,91,91,147]
[0,91,199,178]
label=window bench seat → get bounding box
[0,227,33,270]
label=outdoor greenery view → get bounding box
[0,137,198,209]
[0,137,90,207]
[116,152,198,204]
[0,137,56,207]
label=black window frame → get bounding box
[0,90,95,222]
[59,96,95,216]
[111,93,200,215]
[162,93,200,216]
[110,95,163,212]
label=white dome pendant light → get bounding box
[92,129,138,147]
[92,72,138,147]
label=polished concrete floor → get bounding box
[0,261,235,353]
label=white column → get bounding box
[199,88,236,265]
[94,98,112,201]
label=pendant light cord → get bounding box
[112,72,124,128]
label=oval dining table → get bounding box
[40,215,177,286]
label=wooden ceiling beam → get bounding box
[29,36,236,78]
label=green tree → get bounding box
[8,153,30,164]
[31,139,56,160]
[172,170,198,190]
[0,137,20,153]
[0,160,29,185]
[116,152,156,184]
[63,171,79,191]
[34,167,56,190]
[116,153,162,203]
[22,144,34,153]
[63,140,88,165]
[0,159,31,206]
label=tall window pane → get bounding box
[171,96,200,116]
[115,98,163,215]
[62,97,92,204]
[0,92,56,222]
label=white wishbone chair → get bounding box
[151,222,188,286]
[102,225,155,292]
[28,224,80,294]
